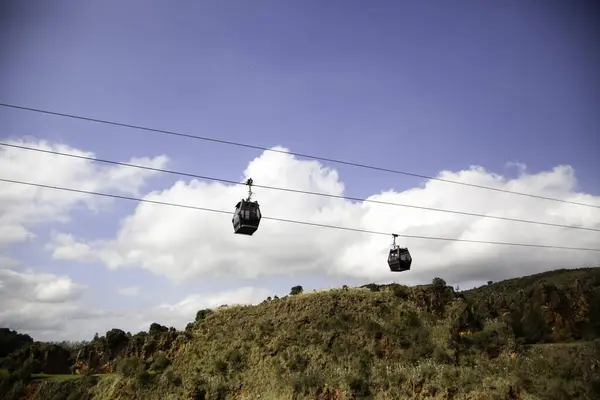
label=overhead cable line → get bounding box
[1,102,598,209]
[2,142,599,233]
[1,177,599,252]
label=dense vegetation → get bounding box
[1,267,599,399]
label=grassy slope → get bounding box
[6,267,600,399]
[462,267,600,299]
[93,268,600,399]
[1,369,81,381]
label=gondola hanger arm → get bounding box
[245,178,254,201]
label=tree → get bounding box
[116,356,145,378]
[521,305,551,343]
[149,323,169,335]
[106,329,127,349]
[0,328,33,358]
[195,308,213,322]
[290,285,304,296]
[432,277,446,287]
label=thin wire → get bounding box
[3,142,599,233]
[1,177,599,252]
[1,102,598,209]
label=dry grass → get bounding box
[3,267,600,399]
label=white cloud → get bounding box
[146,286,272,329]
[0,138,172,340]
[117,286,140,297]
[33,276,86,303]
[0,263,92,334]
[2,139,600,341]
[505,161,527,174]
[0,138,168,247]
[112,286,272,338]
[46,146,600,286]
[0,259,271,340]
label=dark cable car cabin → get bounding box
[232,178,262,235]
[388,233,412,272]
[232,199,261,235]
[388,247,412,272]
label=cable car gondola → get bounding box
[388,233,412,272]
[232,178,262,235]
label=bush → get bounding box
[196,309,213,322]
[390,284,409,299]
[291,372,324,395]
[116,356,145,378]
[150,353,170,372]
[362,283,380,292]
[149,323,169,335]
[161,368,182,386]
[0,328,33,358]
[432,277,447,287]
[136,369,151,385]
[105,328,128,350]
[521,305,551,344]
[290,285,304,296]
[14,360,33,383]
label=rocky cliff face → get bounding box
[0,328,33,358]
[466,274,600,343]
[2,342,73,374]
[72,324,190,374]
[1,324,190,377]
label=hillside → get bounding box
[1,267,599,399]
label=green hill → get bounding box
[1,267,599,399]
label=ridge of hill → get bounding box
[1,266,599,399]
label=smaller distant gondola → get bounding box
[388,233,412,272]
[232,178,262,235]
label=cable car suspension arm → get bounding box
[391,233,399,249]
[246,178,254,201]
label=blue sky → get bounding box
[1,0,599,341]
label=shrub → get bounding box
[149,323,169,335]
[290,285,304,295]
[432,277,447,287]
[195,309,214,322]
[363,283,380,292]
[390,283,410,299]
[150,353,171,372]
[116,356,145,378]
[105,328,128,351]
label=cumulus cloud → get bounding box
[46,146,600,286]
[145,286,273,329]
[0,262,92,334]
[0,258,271,340]
[0,257,87,337]
[0,138,169,247]
[0,138,171,340]
[3,139,600,341]
[112,286,272,338]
